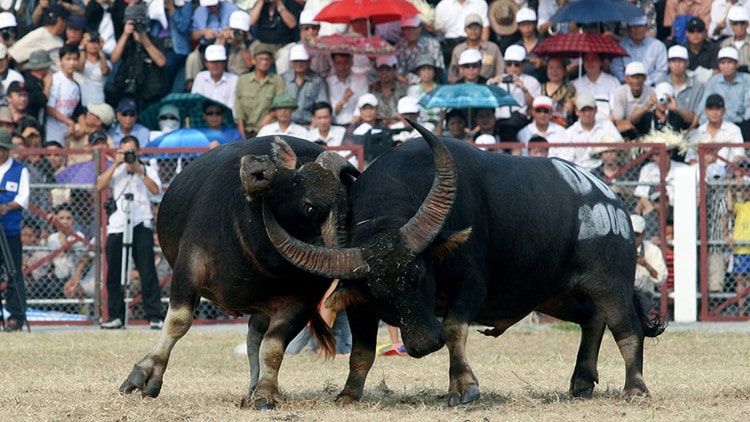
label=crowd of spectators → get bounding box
[6,0,750,311]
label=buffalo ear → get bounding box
[428,227,472,261]
[271,136,298,170]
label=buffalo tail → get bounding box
[309,310,336,358]
[633,291,668,338]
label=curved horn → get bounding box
[262,200,371,279]
[398,118,458,254]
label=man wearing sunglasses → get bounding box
[108,98,150,148]
[448,14,503,84]
[517,96,566,157]
[719,6,750,69]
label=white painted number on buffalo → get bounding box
[552,160,617,200]
[578,203,631,241]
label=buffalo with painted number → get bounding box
[263,120,666,406]
[118,136,359,409]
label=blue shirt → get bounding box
[699,72,750,124]
[109,123,151,147]
[191,2,240,44]
[149,3,193,56]
[611,36,668,86]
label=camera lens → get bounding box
[124,151,137,164]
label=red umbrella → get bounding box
[314,0,420,25]
[531,33,630,58]
[304,32,396,56]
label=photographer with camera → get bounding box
[0,12,17,48]
[109,2,166,111]
[629,81,694,150]
[146,0,193,96]
[0,128,30,332]
[96,135,163,330]
[184,0,240,91]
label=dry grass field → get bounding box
[2,322,750,421]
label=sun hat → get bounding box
[270,93,298,110]
[87,103,115,127]
[24,50,53,70]
[488,0,520,36]
[0,128,16,149]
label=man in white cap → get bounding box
[630,213,668,314]
[390,95,434,142]
[610,15,668,85]
[371,55,408,126]
[434,0,490,67]
[0,11,17,48]
[710,1,750,41]
[224,10,253,77]
[720,6,750,68]
[456,49,486,84]
[343,93,385,146]
[660,44,705,121]
[281,43,329,126]
[700,46,750,139]
[491,45,541,121]
[448,13,503,84]
[516,95,565,156]
[610,61,655,138]
[191,44,238,115]
[560,93,622,170]
[294,10,332,79]
[185,0,240,89]
[395,15,444,86]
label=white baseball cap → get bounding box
[200,0,219,7]
[532,96,553,109]
[375,55,397,68]
[475,134,496,145]
[357,93,379,109]
[289,43,310,61]
[654,82,674,99]
[229,10,250,31]
[515,7,537,23]
[401,15,421,28]
[625,61,647,76]
[397,96,420,114]
[667,45,689,61]
[458,49,482,65]
[0,12,16,30]
[718,46,740,61]
[204,45,227,62]
[728,5,750,22]
[299,10,320,26]
[503,45,526,62]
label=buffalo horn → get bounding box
[262,200,371,279]
[398,118,458,254]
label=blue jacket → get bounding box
[0,160,26,236]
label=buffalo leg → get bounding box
[246,314,270,393]
[336,304,379,403]
[443,318,480,406]
[240,300,313,410]
[119,302,195,397]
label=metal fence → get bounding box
[13,140,750,324]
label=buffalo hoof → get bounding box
[240,394,277,410]
[334,393,358,404]
[621,388,649,402]
[447,384,480,407]
[119,368,162,398]
[570,386,594,399]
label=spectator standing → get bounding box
[663,0,712,43]
[235,45,285,139]
[185,0,240,89]
[448,13,504,84]
[223,10,253,77]
[610,15,668,85]
[371,55,408,127]
[191,44,238,116]
[571,53,621,122]
[76,30,111,107]
[148,0,193,93]
[281,44,329,127]
[5,81,30,124]
[296,10,332,79]
[490,45,541,141]
[20,50,53,126]
[683,16,720,85]
[63,13,85,47]
[434,0,489,68]
[46,44,85,145]
[9,4,67,72]
[108,97,150,147]
[610,61,655,140]
[326,53,369,127]
[97,135,163,330]
[396,15,444,87]
[257,93,309,138]
[0,128,30,332]
[249,0,302,58]
[68,102,116,165]
[700,46,750,139]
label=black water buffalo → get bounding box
[264,121,666,406]
[118,136,358,409]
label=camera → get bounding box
[124,3,148,33]
[657,95,668,105]
[89,31,100,44]
[104,197,117,217]
[0,27,15,42]
[124,150,138,164]
[134,19,147,33]
[502,75,514,84]
[233,29,244,38]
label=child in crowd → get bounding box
[46,44,85,144]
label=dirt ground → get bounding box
[2,321,750,421]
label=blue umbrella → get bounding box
[418,83,518,110]
[146,128,229,161]
[550,0,645,24]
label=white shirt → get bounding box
[634,159,689,206]
[0,157,30,209]
[517,121,566,156]
[635,240,668,297]
[686,120,745,164]
[572,72,621,122]
[435,0,490,39]
[46,72,81,144]
[79,59,112,106]
[257,121,310,138]
[326,72,370,125]
[561,120,622,170]
[492,74,541,119]
[104,162,162,234]
[9,26,63,72]
[1,69,24,97]
[308,125,346,146]
[610,84,655,121]
[191,70,239,115]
